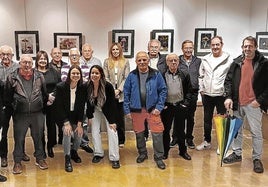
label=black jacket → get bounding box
[86,82,117,124]
[0,80,4,128]
[5,69,48,114]
[224,51,268,112]
[54,82,87,124]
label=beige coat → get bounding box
[103,58,130,102]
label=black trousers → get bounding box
[172,93,198,141]
[161,104,187,156]
[202,95,226,142]
[116,101,125,144]
[0,107,13,158]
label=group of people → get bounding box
[0,35,268,182]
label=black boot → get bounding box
[47,146,54,158]
[0,174,7,182]
[70,149,81,163]
[65,155,73,172]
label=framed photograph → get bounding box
[151,29,174,54]
[54,33,82,56]
[14,31,39,61]
[112,30,135,58]
[256,32,268,57]
[194,28,217,56]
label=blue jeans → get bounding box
[232,104,263,160]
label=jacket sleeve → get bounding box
[54,83,69,124]
[183,72,193,106]
[224,62,235,99]
[118,60,130,92]
[102,83,117,124]
[103,59,111,83]
[4,75,14,111]
[123,73,132,115]
[155,72,167,112]
[198,61,205,93]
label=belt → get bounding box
[165,101,181,106]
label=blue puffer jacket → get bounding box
[123,67,167,114]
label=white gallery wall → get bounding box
[0,0,268,70]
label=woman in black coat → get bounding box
[54,65,87,172]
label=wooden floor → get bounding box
[1,125,268,187]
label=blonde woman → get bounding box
[103,43,130,147]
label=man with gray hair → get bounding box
[0,45,30,168]
[79,43,102,70]
[5,54,50,174]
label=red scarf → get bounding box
[19,69,33,80]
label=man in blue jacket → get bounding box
[124,51,167,169]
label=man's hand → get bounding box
[109,123,117,132]
[125,113,132,119]
[224,99,233,110]
[251,100,260,108]
[151,109,160,115]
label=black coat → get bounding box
[54,82,87,124]
[86,81,117,124]
[224,51,268,112]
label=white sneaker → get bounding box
[216,147,220,155]
[196,141,211,151]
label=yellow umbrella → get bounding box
[213,114,227,166]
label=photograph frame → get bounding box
[151,29,174,54]
[194,28,217,56]
[112,29,135,58]
[54,33,82,56]
[256,32,268,57]
[15,31,39,61]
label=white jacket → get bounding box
[199,51,233,96]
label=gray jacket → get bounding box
[0,61,19,82]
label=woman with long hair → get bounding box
[35,50,61,158]
[103,43,130,147]
[86,65,120,169]
[54,65,86,172]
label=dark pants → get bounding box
[0,107,16,158]
[116,101,125,144]
[161,103,187,156]
[45,104,57,148]
[13,112,45,163]
[172,93,198,141]
[202,95,226,143]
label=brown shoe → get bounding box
[35,160,48,170]
[22,153,30,162]
[1,158,8,167]
[13,162,23,174]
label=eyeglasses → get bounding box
[168,59,178,63]
[0,53,13,57]
[70,54,80,58]
[149,46,159,49]
[20,61,32,65]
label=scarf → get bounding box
[19,69,33,80]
